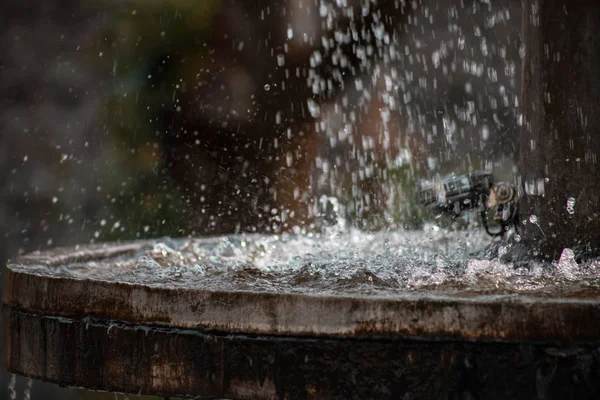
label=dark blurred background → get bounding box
[0,0,521,398]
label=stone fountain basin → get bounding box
[3,238,600,399]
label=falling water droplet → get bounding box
[277,54,285,67]
[566,197,576,214]
[319,4,328,17]
[431,51,440,68]
[8,374,16,400]
[306,99,321,118]
[23,378,32,400]
[264,84,271,91]
[481,125,490,140]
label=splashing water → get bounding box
[19,218,600,299]
[23,378,32,400]
[8,375,16,400]
[301,0,521,226]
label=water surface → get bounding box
[16,227,600,299]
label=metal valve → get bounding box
[416,171,519,237]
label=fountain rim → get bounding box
[4,239,600,344]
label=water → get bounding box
[23,379,31,400]
[308,0,521,216]
[8,375,16,400]
[18,225,600,299]
[566,197,576,214]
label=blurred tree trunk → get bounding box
[520,0,600,259]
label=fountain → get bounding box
[4,234,600,398]
[4,1,600,399]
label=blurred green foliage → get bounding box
[88,0,222,241]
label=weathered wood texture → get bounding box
[4,308,600,400]
[520,0,600,259]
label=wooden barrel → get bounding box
[3,239,600,399]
